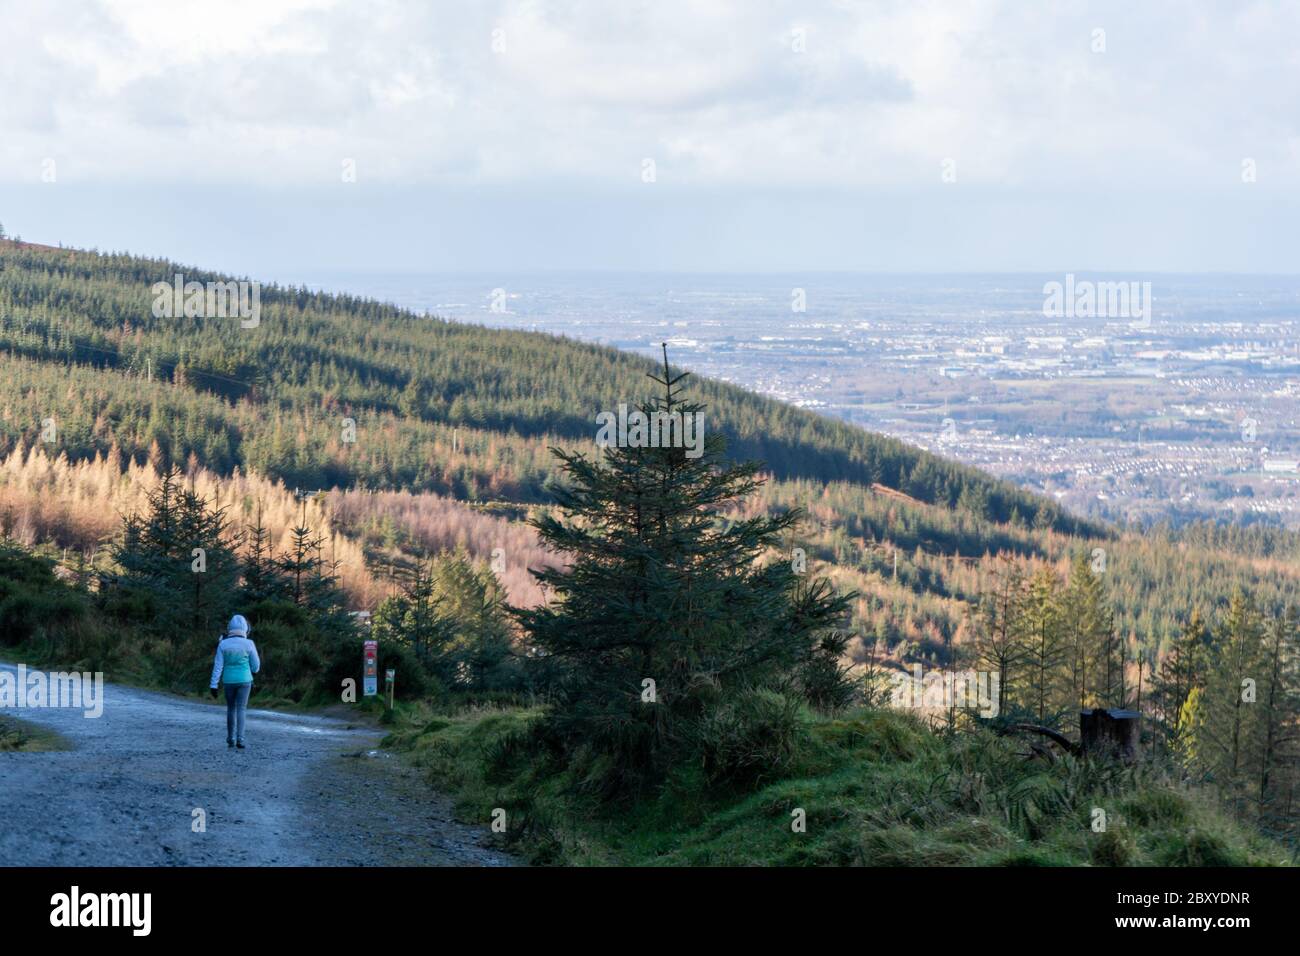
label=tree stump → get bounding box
[1079,708,1140,762]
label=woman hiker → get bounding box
[209,614,261,749]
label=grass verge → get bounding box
[384,703,1293,867]
[0,714,73,752]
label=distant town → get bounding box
[308,272,1300,528]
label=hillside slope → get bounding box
[5,239,1300,862]
[8,240,1300,673]
[0,240,1088,533]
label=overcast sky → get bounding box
[1,0,1297,275]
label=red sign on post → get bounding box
[363,640,378,697]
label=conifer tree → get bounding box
[175,479,239,636]
[1151,611,1209,754]
[116,466,183,592]
[256,495,352,650]
[280,497,324,607]
[239,500,285,603]
[1250,605,1299,825]
[430,550,516,689]
[1020,566,1068,726]
[1194,591,1265,814]
[973,559,1026,719]
[114,465,237,641]
[516,347,853,787]
[397,554,448,664]
[1061,552,1116,709]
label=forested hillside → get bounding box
[0,239,1087,528]
[6,239,1300,665]
[2,239,1298,861]
[7,238,1300,649]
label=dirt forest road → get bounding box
[0,662,513,866]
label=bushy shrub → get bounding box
[0,579,90,648]
[0,547,57,588]
[0,591,44,646]
[97,585,158,627]
[799,630,858,712]
[693,687,809,788]
[1163,828,1237,866]
[1090,825,1136,866]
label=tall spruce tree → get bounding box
[431,550,517,690]
[516,346,853,787]
[393,554,449,664]
[974,559,1026,720]
[1250,605,1300,826]
[1151,611,1209,755]
[1193,591,1265,814]
[280,497,324,607]
[239,500,285,603]
[114,465,237,642]
[1020,566,1068,726]
[176,480,239,636]
[1062,552,1116,709]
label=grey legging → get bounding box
[224,683,252,744]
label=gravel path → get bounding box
[0,662,513,866]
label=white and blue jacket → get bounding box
[210,636,261,688]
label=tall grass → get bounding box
[386,702,1292,867]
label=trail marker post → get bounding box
[363,640,378,697]
[386,669,395,710]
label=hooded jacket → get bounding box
[210,616,261,688]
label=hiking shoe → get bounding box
[227,741,235,748]
[236,742,246,749]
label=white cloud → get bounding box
[0,0,1297,192]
